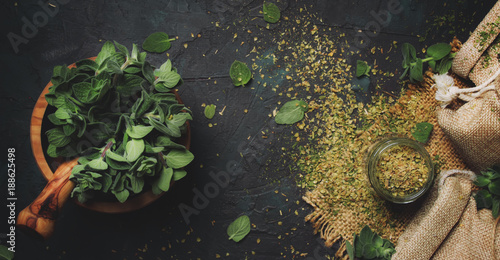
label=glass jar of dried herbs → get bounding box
[365,137,434,204]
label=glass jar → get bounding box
[365,137,434,204]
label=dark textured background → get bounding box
[0,0,496,259]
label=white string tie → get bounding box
[432,68,500,108]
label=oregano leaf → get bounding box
[230,60,252,87]
[125,139,145,162]
[263,2,280,23]
[126,125,154,139]
[113,189,129,203]
[88,158,108,171]
[227,215,251,242]
[142,32,174,53]
[173,169,188,181]
[46,128,71,148]
[0,244,14,260]
[204,104,216,119]
[95,41,116,66]
[475,176,491,187]
[156,167,174,192]
[411,122,433,143]
[426,43,451,60]
[356,60,371,78]
[275,100,308,125]
[165,149,194,169]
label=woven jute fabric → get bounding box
[469,39,500,85]
[393,172,500,260]
[437,81,500,172]
[452,0,500,84]
[303,71,469,257]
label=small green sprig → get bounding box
[400,43,455,82]
[346,225,396,260]
[474,165,500,219]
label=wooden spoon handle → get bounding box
[17,158,79,239]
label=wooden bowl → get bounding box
[19,57,191,238]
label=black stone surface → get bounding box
[0,0,497,259]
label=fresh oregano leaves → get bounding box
[142,32,175,53]
[400,42,455,82]
[230,60,252,87]
[411,122,433,143]
[474,166,500,218]
[275,100,308,125]
[45,40,193,204]
[204,104,216,119]
[263,2,280,23]
[356,60,371,78]
[227,215,251,242]
[345,225,395,260]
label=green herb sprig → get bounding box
[400,43,455,82]
[346,225,396,260]
[474,165,500,219]
[44,41,193,203]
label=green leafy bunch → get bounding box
[346,226,396,260]
[400,43,455,82]
[44,41,193,203]
[474,165,500,219]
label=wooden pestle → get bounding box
[17,158,79,239]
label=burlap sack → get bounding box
[393,170,500,260]
[452,0,500,85]
[436,81,500,172]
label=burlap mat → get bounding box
[303,70,470,256]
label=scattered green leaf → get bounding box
[227,215,251,242]
[411,122,434,143]
[275,100,308,125]
[230,60,252,87]
[356,60,371,78]
[263,2,280,23]
[204,104,216,119]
